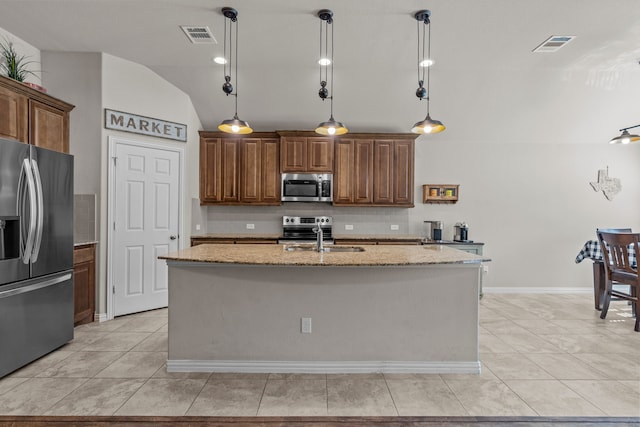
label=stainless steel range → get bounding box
[279,216,333,244]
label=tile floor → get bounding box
[0,294,638,417]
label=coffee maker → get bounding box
[454,222,470,242]
[424,221,443,241]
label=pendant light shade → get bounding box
[411,114,446,134]
[218,114,253,134]
[609,126,640,144]
[315,116,348,136]
[315,9,348,136]
[218,7,252,135]
[411,10,445,135]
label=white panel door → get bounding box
[112,142,180,316]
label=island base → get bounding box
[167,263,480,374]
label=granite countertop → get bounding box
[74,241,98,247]
[160,243,490,266]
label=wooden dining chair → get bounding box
[596,231,639,331]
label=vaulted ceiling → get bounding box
[2,0,640,144]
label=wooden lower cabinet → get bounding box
[73,243,96,326]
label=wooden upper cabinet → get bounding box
[260,138,281,203]
[240,137,280,204]
[333,139,354,204]
[30,99,69,153]
[199,132,280,205]
[307,137,334,172]
[0,84,28,142]
[373,140,394,205]
[393,139,414,205]
[280,132,333,172]
[199,137,222,203]
[280,137,306,172]
[0,76,73,153]
[220,139,241,202]
[333,134,416,207]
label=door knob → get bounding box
[170,235,177,240]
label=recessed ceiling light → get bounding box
[420,59,434,67]
[318,58,331,66]
[213,57,227,64]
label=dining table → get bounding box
[575,239,637,310]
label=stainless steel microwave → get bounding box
[281,173,333,202]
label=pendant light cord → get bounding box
[330,17,334,118]
[234,17,239,116]
[426,18,431,116]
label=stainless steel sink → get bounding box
[284,245,365,253]
[322,246,365,252]
[283,245,317,252]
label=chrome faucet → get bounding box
[313,222,324,252]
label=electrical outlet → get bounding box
[195,224,201,231]
[483,265,489,273]
[246,223,255,230]
[345,224,354,230]
[301,317,312,334]
[390,224,399,230]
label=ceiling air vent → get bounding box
[532,35,575,53]
[180,26,217,44]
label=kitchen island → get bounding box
[160,244,489,374]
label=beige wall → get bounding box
[38,51,203,317]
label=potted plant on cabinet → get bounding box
[0,38,45,92]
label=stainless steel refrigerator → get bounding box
[0,137,74,378]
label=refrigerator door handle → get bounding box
[19,158,37,264]
[31,159,44,263]
[0,272,72,299]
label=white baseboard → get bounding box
[94,313,109,322]
[483,287,592,294]
[166,360,481,374]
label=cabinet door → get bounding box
[393,139,414,206]
[373,140,394,204]
[73,245,95,326]
[240,138,261,203]
[307,138,333,172]
[354,139,374,204]
[333,139,354,204]
[30,100,69,153]
[0,85,28,142]
[199,138,222,203]
[280,137,307,172]
[261,138,281,204]
[220,139,240,202]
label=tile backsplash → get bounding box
[74,194,96,244]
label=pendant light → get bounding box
[411,10,445,135]
[315,9,348,136]
[218,7,252,134]
[609,125,640,144]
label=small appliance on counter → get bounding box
[424,220,444,241]
[454,222,471,242]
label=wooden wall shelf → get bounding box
[422,184,459,204]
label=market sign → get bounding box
[104,109,187,142]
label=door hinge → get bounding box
[112,285,115,295]
[113,221,116,230]
[112,156,117,166]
